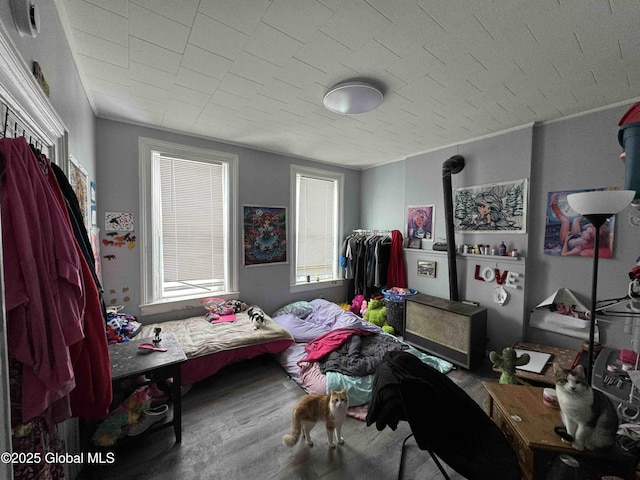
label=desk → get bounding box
[109,333,186,442]
[484,382,636,479]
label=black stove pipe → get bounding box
[442,155,465,301]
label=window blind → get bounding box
[158,154,225,295]
[296,174,337,280]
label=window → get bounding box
[139,138,238,313]
[291,165,343,288]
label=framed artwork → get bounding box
[90,181,97,204]
[68,155,90,228]
[408,238,422,249]
[407,205,434,241]
[453,179,528,233]
[243,205,287,266]
[417,260,437,278]
[543,187,617,258]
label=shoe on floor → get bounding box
[127,404,169,436]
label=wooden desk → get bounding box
[484,382,636,479]
[109,333,186,442]
[511,341,579,386]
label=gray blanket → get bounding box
[319,333,408,377]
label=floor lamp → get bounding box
[566,190,635,385]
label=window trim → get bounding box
[290,164,344,292]
[139,137,239,315]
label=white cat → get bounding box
[553,363,618,451]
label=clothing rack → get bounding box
[352,228,392,236]
[1,99,48,152]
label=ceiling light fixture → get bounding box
[323,81,383,115]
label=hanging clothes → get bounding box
[386,229,407,288]
[0,137,111,424]
[342,230,392,300]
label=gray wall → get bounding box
[363,128,533,350]
[95,118,361,319]
[362,108,639,352]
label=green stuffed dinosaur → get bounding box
[489,347,530,384]
[363,298,394,335]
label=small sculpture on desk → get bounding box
[153,327,162,344]
[489,347,530,384]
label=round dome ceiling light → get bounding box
[323,81,383,115]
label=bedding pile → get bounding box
[272,299,453,414]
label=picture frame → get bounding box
[243,205,287,266]
[68,155,90,228]
[417,260,437,278]
[408,238,422,249]
[453,179,528,233]
[407,205,435,241]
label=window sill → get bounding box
[290,279,343,293]
[140,292,240,317]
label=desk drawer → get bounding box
[492,405,534,479]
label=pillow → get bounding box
[272,300,314,319]
[272,313,328,343]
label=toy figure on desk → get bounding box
[489,347,530,384]
[153,327,162,344]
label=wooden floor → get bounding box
[79,354,496,480]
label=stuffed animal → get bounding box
[360,299,368,317]
[489,347,530,384]
[364,299,394,334]
[350,294,365,315]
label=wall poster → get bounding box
[68,155,90,228]
[243,205,287,266]
[407,205,434,241]
[544,188,617,258]
[453,179,528,233]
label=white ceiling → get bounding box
[57,0,640,169]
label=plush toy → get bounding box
[364,299,394,334]
[489,347,530,384]
[360,299,368,317]
[350,294,365,315]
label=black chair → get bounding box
[366,351,521,480]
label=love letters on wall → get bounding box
[473,264,521,288]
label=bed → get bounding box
[271,298,453,418]
[139,309,294,386]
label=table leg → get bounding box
[173,366,182,443]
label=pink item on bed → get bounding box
[210,313,236,323]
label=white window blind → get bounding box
[156,154,226,298]
[139,137,237,313]
[295,172,339,282]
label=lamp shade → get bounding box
[323,81,383,114]
[566,190,635,215]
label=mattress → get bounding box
[140,311,293,385]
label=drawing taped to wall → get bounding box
[453,179,527,233]
[544,188,617,258]
[105,212,134,232]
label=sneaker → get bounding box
[127,404,169,436]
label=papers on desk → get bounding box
[515,349,553,374]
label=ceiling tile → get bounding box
[128,3,190,54]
